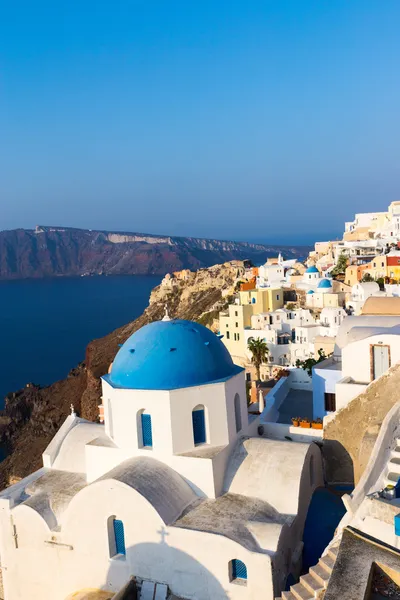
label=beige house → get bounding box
[220,288,284,358]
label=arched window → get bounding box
[138,409,153,448]
[229,559,247,584]
[108,516,126,557]
[234,393,242,433]
[192,405,206,445]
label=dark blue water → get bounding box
[0,275,160,403]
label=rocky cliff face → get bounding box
[0,226,309,279]
[0,261,243,488]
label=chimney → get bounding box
[98,404,105,424]
[250,381,258,404]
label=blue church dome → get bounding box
[307,290,314,294]
[305,266,319,274]
[318,278,333,289]
[107,319,243,390]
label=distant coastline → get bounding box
[0,225,311,282]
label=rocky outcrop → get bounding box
[0,226,309,280]
[0,262,242,489]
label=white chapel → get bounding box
[0,318,322,600]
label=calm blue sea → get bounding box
[0,275,160,404]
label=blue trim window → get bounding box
[231,559,247,582]
[192,408,206,445]
[113,519,126,556]
[141,413,153,447]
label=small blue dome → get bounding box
[305,266,319,274]
[107,319,243,390]
[307,290,315,294]
[318,278,333,289]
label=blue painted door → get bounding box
[141,413,153,447]
[232,559,247,580]
[192,409,206,445]
[113,519,126,555]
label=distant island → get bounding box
[0,225,310,280]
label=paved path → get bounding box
[277,389,313,424]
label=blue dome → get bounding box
[305,266,319,274]
[318,278,333,289]
[307,290,315,294]
[107,319,243,390]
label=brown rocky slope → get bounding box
[0,262,243,489]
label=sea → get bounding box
[0,275,161,405]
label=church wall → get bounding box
[102,382,172,453]
[169,382,230,454]
[1,482,274,600]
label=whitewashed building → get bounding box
[346,282,383,315]
[313,313,400,418]
[0,318,323,600]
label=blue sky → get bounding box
[1,0,399,244]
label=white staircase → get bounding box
[275,544,339,600]
[383,438,400,487]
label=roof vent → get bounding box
[129,349,135,354]
[170,347,177,352]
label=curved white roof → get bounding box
[224,437,314,515]
[52,423,113,473]
[100,456,198,525]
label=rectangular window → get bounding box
[237,333,240,341]
[226,331,230,339]
[324,393,336,412]
[235,311,238,316]
[113,519,126,556]
[277,295,280,300]
[141,413,153,447]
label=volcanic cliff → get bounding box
[0,226,309,279]
[0,261,243,488]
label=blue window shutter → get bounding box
[232,559,247,580]
[192,409,206,445]
[113,519,126,555]
[141,413,153,447]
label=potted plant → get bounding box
[300,418,311,429]
[291,417,300,427]
[312,418,323,430]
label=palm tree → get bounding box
[247,337,269,381]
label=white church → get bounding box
[0,317,323,600]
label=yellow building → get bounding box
[219,288,284,358]
[366,255,387,280]
[345,264,368,286]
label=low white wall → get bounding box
[260,422,323,443]
[260,377,290,423]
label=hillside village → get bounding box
[3,203,400,600]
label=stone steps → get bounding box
[275,543,339,600]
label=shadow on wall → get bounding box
[321,440,354,486]
[105,540,230,600]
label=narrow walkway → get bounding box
[277,389,313,424]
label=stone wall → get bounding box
[322,363,400,484]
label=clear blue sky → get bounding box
[1,1,399,244]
